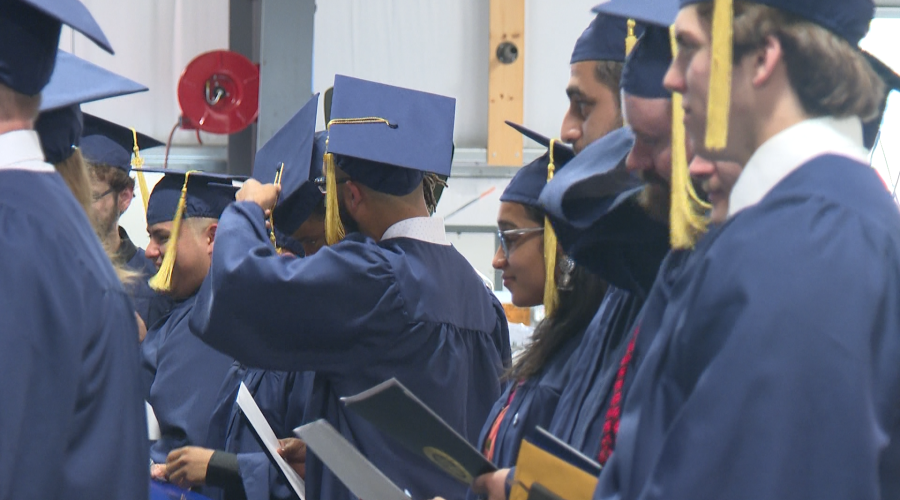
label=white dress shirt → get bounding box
[0,129,54,173]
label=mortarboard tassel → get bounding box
[148,171,194,292]
[131,128,151,213]
[625,19,638,57]
[324,151,345,246]
[705,0,733,151]
[669,26,711,250]
[543,140,561,317]
[268,163,284,250]
[322,117,398,246]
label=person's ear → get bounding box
[751,34,783,87]
[118,185,134,213]
[206,223,218,254]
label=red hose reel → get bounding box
[177,50,260,135]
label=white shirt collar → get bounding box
[381,216,450,245]
[0,130,54,173]
[728,116,868,218]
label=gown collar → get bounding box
[729,116,867,218]
[381,216,450,246]
[0,130,55,173]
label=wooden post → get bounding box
[487,0,525,166]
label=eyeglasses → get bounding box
[314,176,350,194]
[91,187,116,202]
[497,227,544,259]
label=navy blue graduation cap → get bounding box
[679,0,873,46]
[501,122,575,209]
[500,123,576,316]
[592,0,679,27]
[41,51,147,112]
[538,127,668,294]
[34,105,83,165]
[139,168,245,292]
[0,0,113,95]
[571,13,645,64]
[252,94,325,237]
[322,75,456,244]
[539,127,640,231]
[621,26,673,99]
[34,51,148,164]
[81,115,163,173]
[592,0,675,99]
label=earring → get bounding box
[558,256,575,291]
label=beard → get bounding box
[93,205,120,243]
[637,171,671,224]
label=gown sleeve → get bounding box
[190,201,406,373]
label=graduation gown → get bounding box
[119,226,174,328]
[190,202,512,500]
[596,155,900,500]
[546,249,691,460]
[203,364,314,500]
[142,294,236,464]
[0,130,148,500]
[476,329,588,470]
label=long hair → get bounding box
[53,149,139,286]
[510,204,608,381]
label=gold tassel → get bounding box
[705,0,733,151]
[131,128,151,213]
[322,117,397,246]
[625,19,637,57]
[543,140,560,317]
[669,27,711,250]
[269,163,284,250]
[148,171,194,292]
[323,152,345,246]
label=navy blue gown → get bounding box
[0,168,148,499]
[143,294,236,464]
[596,156,900,500]
[190,202,511,500]
[204,363,314,500]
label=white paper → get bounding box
[236,382,306,500]
[146,401,160,441]
[295,420,409,500]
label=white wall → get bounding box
[62,0,598,150]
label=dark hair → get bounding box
[696,2,884,120]
[594,60,625,109]
[510,204,608,381]
[88,162,135,192]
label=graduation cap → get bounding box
[500,122,576,316]
[597,0,710,249]
[539,127,670,294]
[539,127,640,230]
[34,51,148,164]
[0,0,113,95]
[252,93,325,244]
[322,75,456,244]
[571,13,645,64]
[592,0,679,27]
[81,114,164,212]
[139,168,245,293]
[620,27,673,100]
[679,0,874,152]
